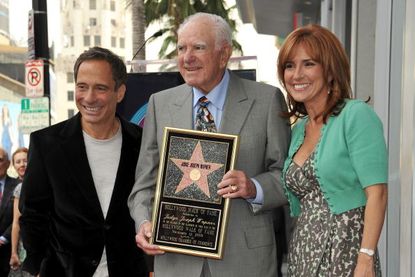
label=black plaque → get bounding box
[150,127,239,259]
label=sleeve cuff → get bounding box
[247,178,264,205]
[0,236,8,244]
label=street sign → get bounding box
[28,10,35,60]
[25,60,44,97]
[20,97,49,134]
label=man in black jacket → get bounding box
[0,148,18,277]
[19,47,148,277]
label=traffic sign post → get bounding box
[28,0,50,126]
[25,60,44,97]
[20,97,50,134]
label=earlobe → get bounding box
[220,45,232,67]
[117,84,126,103]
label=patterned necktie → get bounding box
[195,96,217,132]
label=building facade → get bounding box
[53,0,132,123]
[0,0,9,44]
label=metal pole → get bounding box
[31,0,50,124]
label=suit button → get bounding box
[91,260,99,266]
[104,224,111,231]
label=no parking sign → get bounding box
[25,60,44,97]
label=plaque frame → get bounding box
[150,127,239,259]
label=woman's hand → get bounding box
[9,252,21,270]
[354,253,375,277]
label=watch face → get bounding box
[360,248,375,256]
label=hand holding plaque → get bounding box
[217,170,258,199]
[136,221,165,256]
[150,127,239,259]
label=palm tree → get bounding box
[126,0,146,71]
[145,0,243,59]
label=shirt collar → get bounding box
[192,70,229,111]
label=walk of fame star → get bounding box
[170,141,224,198]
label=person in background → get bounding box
[9,147,30,277]
[10,148,27,182]
[128,12,290,277]
[19,47,148,277]
[0,147,19,277]
[277,24,388,277]
[1,105,13,157]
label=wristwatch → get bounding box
[359,248,375,257]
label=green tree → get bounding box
[145,0,243,59]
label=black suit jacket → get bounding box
[0,175,18,273]
[20,113,148,277]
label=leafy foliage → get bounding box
[144,0,243,59]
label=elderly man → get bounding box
[128,13,290,277]
[0,148,18,277]
[19,47,148,277]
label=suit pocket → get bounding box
[244,225,275,249]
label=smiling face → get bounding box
[75,59,125,133]
[283,44,330,108]
[13,151,27,180]
[177,19,231,94]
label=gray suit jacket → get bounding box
[128,72,290,277]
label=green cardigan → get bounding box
[282,99,388,216]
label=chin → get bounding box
[184,78,201,88]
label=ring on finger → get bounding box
[230,184,238,192]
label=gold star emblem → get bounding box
[171,142,224,197]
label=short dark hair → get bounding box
[73,47,127,90]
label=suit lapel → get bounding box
[0,176,15,212]
[169,85,193,130]
[220,73,254,135]
[60,114,103,218]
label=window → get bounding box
[84,35,90,46]
[66,73,74,83]
[111,19,116,27]
[89,18,97,26]
[120,37,125,48]
[67,90,74,101]
[94,35,101,46]
[110,0,115,11]
[89,0,96,10]
[68,109,75,119]
[70,36,74,47]
[111,36,116,47]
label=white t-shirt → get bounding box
[83,126,122,277]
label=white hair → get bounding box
[178,12,232,49]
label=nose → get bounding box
[83,89,96,102]
[293,66,304,80]
[183,49,195,64]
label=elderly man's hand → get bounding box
[217,170,257,199]
[135,221,165,256]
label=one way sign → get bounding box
[25,59,44,97]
